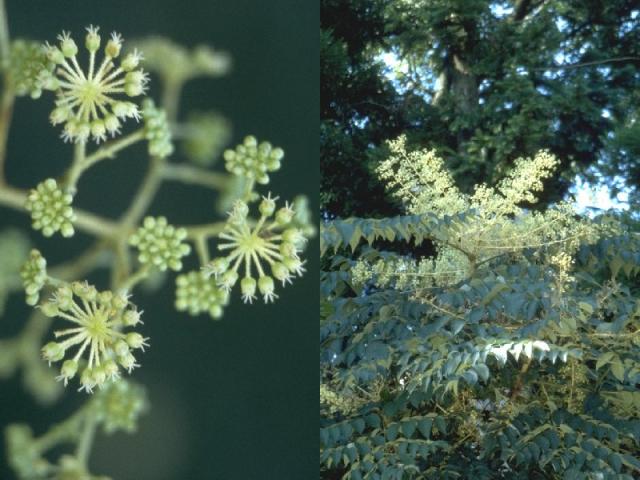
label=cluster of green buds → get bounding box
[204,195,306,304]
[43,26,147,143]
[142,98,174,158]
[182,111,232,166]
[175,271,229,319]
[0,229,30,314]
[129,216,190,271]
[24,178,76,237]
[223,136,284,184]
[40,281,147,393]
[7,40,56,98]
[92,379,148,433]
[20,249,47,306]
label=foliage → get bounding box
[321,0,640,217]
[320,141,640,479]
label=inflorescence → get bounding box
[40,282,147,393]
[175,271,229,319]
[20,250,47,306]
[24,178,76,238]
[223,136,284,185]
[43,26,148,143]
[203,195,306,304]
[129,216,190,272]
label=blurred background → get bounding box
[0,0,318,478]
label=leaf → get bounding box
[596,352,615,371]
[417,418,433,439]
[610,360,625,382]
[481,283,510,306]
[462,369,478,385]
[386,423,399,441]
[474,363,490,382]
[578,301,593,315]
[400,420,417,438]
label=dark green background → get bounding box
[0,0,318,478]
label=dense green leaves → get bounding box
[321,208,640,478]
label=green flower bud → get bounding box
[258,275,277,303]
[259,194,277,217]
[275,205,295,225]
[58,31,78,57]
[80,368,96,393]
[115,340,130,357]
[58,360,78,385]
[42,342,65,363]
[240,276,257,303]
[271,262,292,285]
[40,302,59,317]
[121,50,142,71]
[203,257,230,278]
[118,352,137,372]
[85,25,101,52]
[125,332,147,350]
[105,32,123,58]
[122,309,142,327]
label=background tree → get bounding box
[321,0,640,217]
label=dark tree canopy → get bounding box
[321,0,640,218]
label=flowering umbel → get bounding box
[43,26,148,143]
[40,281,147,393]
[204,195,306,303]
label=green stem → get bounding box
[119,264,151,292]
[65,141,87,193]
[194,234,210,264]
[119,155,164,229]
[84,129,145,169]
[65,131,145,193]
[76,414,97,468]
[162,162,228,190]
[162,78,183,122]
[34,405,88,452]
[185,221,226,240]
